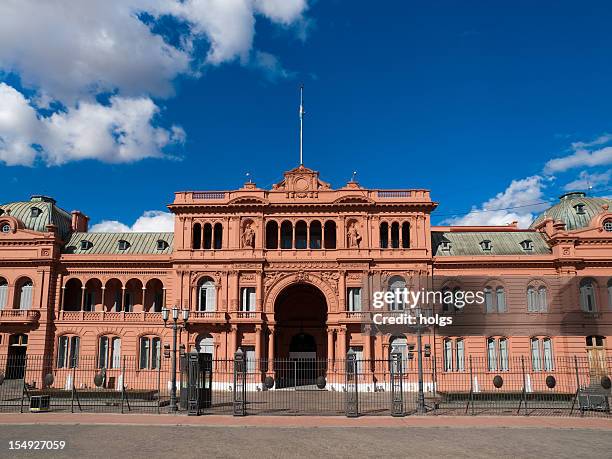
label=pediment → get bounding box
[333,195,374,205]
[227,196,269,206]
[272,165,331,192]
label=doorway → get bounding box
[6,334,28,379]
[586,335,607,385]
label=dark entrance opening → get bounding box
[274,284,327,388]
[6,334,27,379]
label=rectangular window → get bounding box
[111,337,121,369]
[347,288,362,312]
[444,339,453,371]
[69,336,79,368]
[98,336,109,369]
[240,287,256,312]
[499,338,509,371]
[496,288,506,313]
[243,346,256,373]
[352,346,364,374]
[140,337,150,369]
[152,337,161,369]
[543,338,554,371]
[455,339,465,372]
[531,338,542,371]
[485,288,494,313]
[57,336,68,368]
[487,338,497,371]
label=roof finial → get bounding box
[299,84,304,166]
[351,171,357,182]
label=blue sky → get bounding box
[1,1,612,230]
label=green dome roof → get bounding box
[530,192,612,231]
[0,195,73,240]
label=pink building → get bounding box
[1,166,611,385]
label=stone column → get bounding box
[327,328,335,365]
[80,286,86,311]
[255,325,262,371]
[100,287,105,312]
[363,325,372,374]
[267,326,275,372]
[338,327,347,361]
[230,325,238,355]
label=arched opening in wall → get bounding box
[309,221,322,249]
[401,222,410,248]
[280,221,293,249]
[388,276,407,310]
[580,278,597,313]
[198,278,216,312]
[274,283,328,388]
[192,223,201,249]
[145,278,164,312]
[391,222,400,248]
[295,221,307,249]
[265,221,279,249]
[124,278,143,312]
[324,221,336,249]
[63,278,83,311]
[195,333,214,357]
[0,277,7,309]
[6,333,28,379]
[380,222,389,248]
[104,278,123,312]
[14,278,33,310]
[84,279,102,312]
[213,223,223,249]
[203,223,212,249]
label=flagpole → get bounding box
[299,84,304,166]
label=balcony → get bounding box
[231,311,261,323]
[0,309,40,325]
[339,311,371,323]
[189,311,228,324]
[56,310,229,324]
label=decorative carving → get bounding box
[242,223,255,248]
[264,272,285,290]
[320,271,340,293]
[296,270,310,283]
[347,223,362,248]
[241,273,256,282]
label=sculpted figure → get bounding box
[347,223,362,248]
[242,223,255,248]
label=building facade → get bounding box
[1,165,612,383]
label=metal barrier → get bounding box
[0,353,610,417]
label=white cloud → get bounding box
[563,170,611,191]
[545,133,612,174]
[445,176,548,228]
[251,51,294,81]
[0,83,184,166]
[0,0,309,166]
[90,211,174,233]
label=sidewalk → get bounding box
[1,413,611,430]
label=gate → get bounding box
[180,352,212,416]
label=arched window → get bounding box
[401,222,410,248]
[57,335,80,368]
[487,337,508,371]
[484,287,493,313]
[530,337,542,371]
[444,338,453,371]
[15,279,33,310]
[98,336,121,369]
[389,276,406,310]
[537,287,547,312]
[192,223,201,249]
[455,339,465,371]
[379,222,389,248]
[527,287,536,312]
[198,279,216,312]
[139,336,161,369]
[0,277,8,310]
[203,223,212,249]
[195,334,214,357]
[580,278,597,312]
[487,337,497,371]
[281,221,293,249]
[295,221,307,249]
[531,337,554,371]
[309,221,322,249]
[213,223,223,249]
[324,221,336,249]
[391,222,400,248]
[266,221,278,249]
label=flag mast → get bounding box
[299,84,304,166]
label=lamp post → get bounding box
[414,305,426,414]
[162,306,190,412]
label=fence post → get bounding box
[520,356,528,416]
[70,364,76,413]
[233,348,246,416]
[466,355,474,415]
[390,349,404,417]
[19,355,28,414]
[157,351,162,414]
[345,349,359,417]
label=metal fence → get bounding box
[0,352,610,417]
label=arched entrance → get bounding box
[274,283,327,388]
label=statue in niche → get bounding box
[347,223,362,248]
[242,223,255,248]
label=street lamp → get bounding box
[162,305,190,412]
[414,305,426,414]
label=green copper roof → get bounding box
[530,192,612,231]
[0,196,72,240]
[432,231,550,256]
[63,232,173,255]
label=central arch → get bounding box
[274,283,328,360]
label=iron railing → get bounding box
[0,353,610,416]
